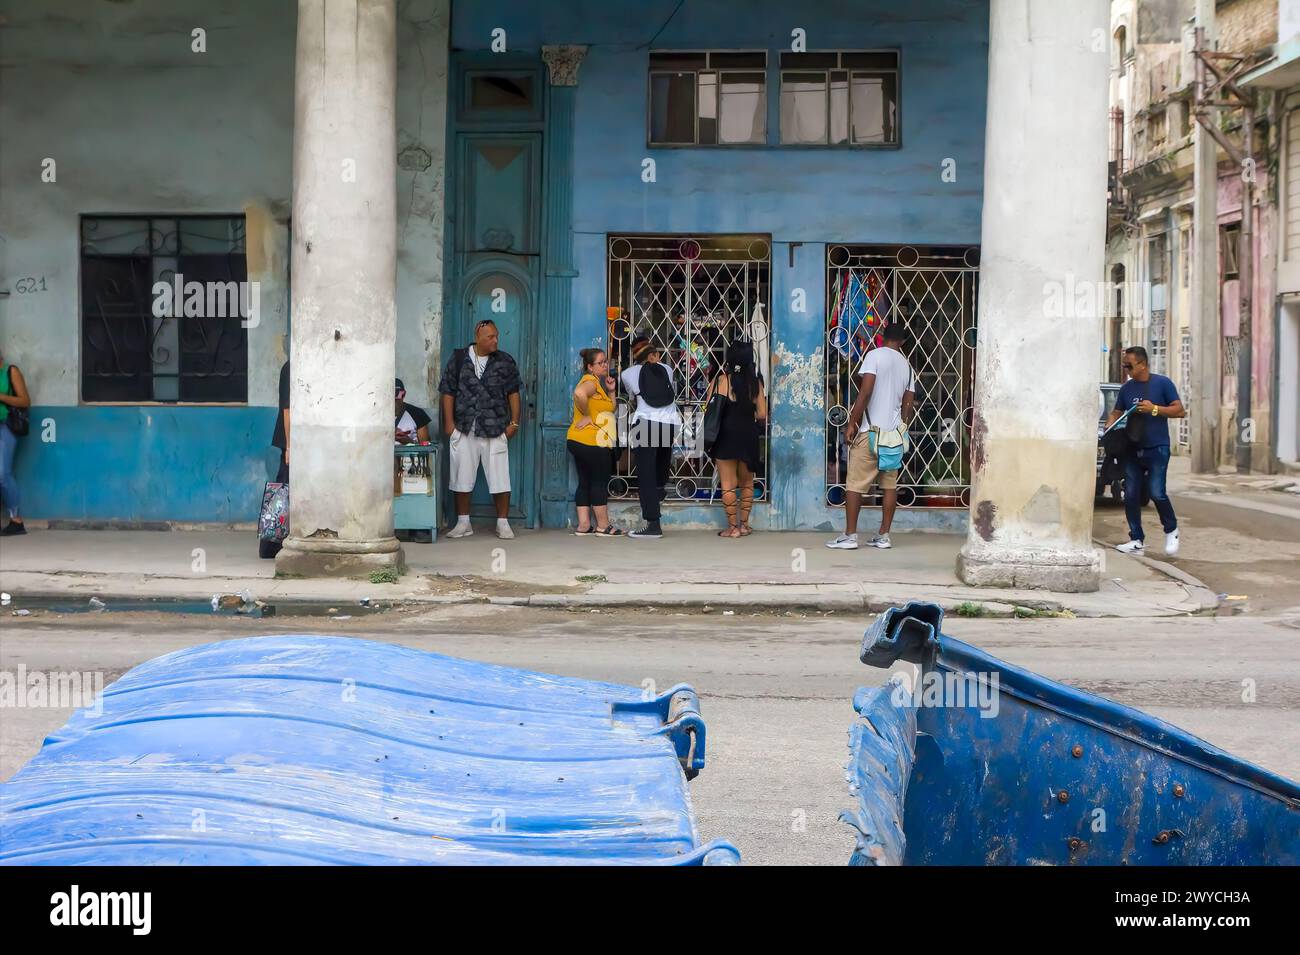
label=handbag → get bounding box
[864,407,905,472]
[258,482,289,544]
[702,375,726,456]
[3,366,27,437]
[6,406,29,438]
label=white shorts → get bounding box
[449,430,511,494]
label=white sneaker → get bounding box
[496,520,515,540]
[868,534,892,549]
[446,521,473,539]
[1164,529,1180,556]
[1115,539,1144,554]
[826,534,859,550]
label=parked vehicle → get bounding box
[1096,382,1124,502]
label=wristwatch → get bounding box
[1151,406,1159,417]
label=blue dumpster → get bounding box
[1,635,739,865]
[843,602,1300,865]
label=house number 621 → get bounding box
[14,276,48,293]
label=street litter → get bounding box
[0,592,10,606]
[88,597,106,611]
[12,609,31,616]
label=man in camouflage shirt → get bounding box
[438,319,522,539]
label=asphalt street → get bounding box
[3,601,1297,866]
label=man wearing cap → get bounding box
[438,319,523,539]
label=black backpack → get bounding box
[637,362,675,408]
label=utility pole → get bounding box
[1190,1,1220,473]
[1193,10,1259,473]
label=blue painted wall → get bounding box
[11,407,278,523]
[457,0,988,529]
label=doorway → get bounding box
[444,56,545,525]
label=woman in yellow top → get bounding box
[566,348,622,536]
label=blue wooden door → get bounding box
[450,131,542,524]
[462,268,534,519]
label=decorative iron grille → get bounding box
[1177,333,1192,449]
[81,216,249,402]
[1150,310,1168,375]
[1223,335,1239,379]
[606,234,771,503]
[824,245,979,508]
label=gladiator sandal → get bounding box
[718,487,741,538]
[739,485,755,536]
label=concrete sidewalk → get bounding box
[0,525,1217,618]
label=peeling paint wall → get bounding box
[0,0,448,521]
[456,0,989,530]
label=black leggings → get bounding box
[568,440,612,508]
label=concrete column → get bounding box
[277,0,403,577]
[956,0,1109,593]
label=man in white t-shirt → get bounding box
[827,323,915,550]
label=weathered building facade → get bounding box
[1,0,1112,590]
[1105,0,1291,472]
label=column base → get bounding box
[957,542,1101,593]
[275,537,405,579]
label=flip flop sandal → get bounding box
[595,526,624,536]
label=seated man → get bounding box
[394,377,432,544]
[395,378,431,444]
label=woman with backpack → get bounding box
[706,341,766,538]
[620,335,682,539]
[0,351,31,536]
[567,348,623,536]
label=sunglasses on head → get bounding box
[475,320,494,331]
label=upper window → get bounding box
[80,216,249,403]
[648,51,767,146]
[780,51,899,146]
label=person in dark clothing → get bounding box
[271,359,290,483]
[1105,346,1185,556]
[707,341,767,538]
[394,378,431,444]
[437,319,523,540]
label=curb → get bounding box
[1093,538,1220,614]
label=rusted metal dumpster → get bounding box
[0,635,738,865]
[843,602,1300,865]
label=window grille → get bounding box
[606,234,771,503]
[825,245,979,509]
[80,216,249,403]
[1177,333,1191,448]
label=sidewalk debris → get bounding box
[88,597,106,611]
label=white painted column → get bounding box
[277,0,403,576]
[957,0,1110,593]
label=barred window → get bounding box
[80,216,249,403]
[780,51,899,145]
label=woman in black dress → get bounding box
[708,341,767,538]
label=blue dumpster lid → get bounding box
[1,635,739,865]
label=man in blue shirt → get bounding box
[1104,346,1185,556]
